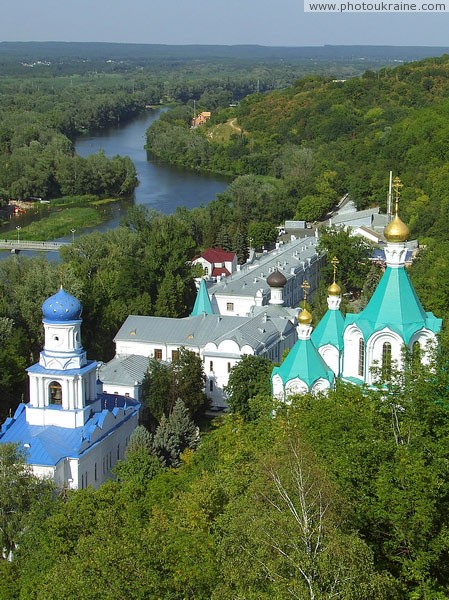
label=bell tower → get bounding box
[26,288,98,428]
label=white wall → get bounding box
[76,411,138,490]
[213,294,260,317]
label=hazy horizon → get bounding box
[2,0,449,48]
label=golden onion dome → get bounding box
[298,307,313,325]
[327,281,341,297]
[384,214,410,243]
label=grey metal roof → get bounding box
[250,303,298,324]
[99,354,150,386]
[371,213,389,230]
[355,225,386,240]
[212,309,295,353]
[114,305,296,354]
[115,314,250,348]
[207,236,320,299]
[331,207,380,226]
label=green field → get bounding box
[0,207,104,242]
[207,118,244,143]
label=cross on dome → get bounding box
[298,280,312,325]
[328,256,341,297]
[384,176,410,243]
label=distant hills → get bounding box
[1,41,449,63]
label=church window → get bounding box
[226,302,234,312]
[204,266,209,275]
[81,474,84,489]
[227,362,231,373]
[382,342,392,381]
[117,444,120,460]
[172,350,179,361]
[154,349,162,360]
[209,380,214,392]
[412,341,421,372]
[49,381,62,405]
[358,338,365,377]
[209,361,213,372]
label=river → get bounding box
[74,108,230,230]
[0,109,229,260]
[2,108,229,241]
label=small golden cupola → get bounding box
[327,256,341,297]
[384,177,410,243]
[298,280,313,325]
[298,307,313,325]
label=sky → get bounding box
[1,0,449,47]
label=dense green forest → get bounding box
[3,49,449,598]
[4,360,449,598]
[0,42,403,202]
[146,54,449,238]
[2,41,444,76]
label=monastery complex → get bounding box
[0,181,442,489]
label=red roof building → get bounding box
[192,247,237,280]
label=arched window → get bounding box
[412,340,421,371]
[49,381,62,405]
[382,342,392,381]
[358,338,365,377]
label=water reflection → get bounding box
[75,108,229,219]
[0,108,230,259]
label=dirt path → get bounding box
[229,118,242,133]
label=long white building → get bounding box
[207,235,323,316]
[99,237,323,409]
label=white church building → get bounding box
[0,287,140,490]
[272,184,442,401]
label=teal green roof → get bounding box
[191,279,214,316]
[272,337,334,389]
[345,266,442,343]
[312,308,345,351]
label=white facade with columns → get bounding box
[0,288,140,490]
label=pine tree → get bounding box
[114,425,162,485]
[232,229,249,264]
[172,347,206,415]
[215,229,233,252]
[153,414,180,467]
[168,397,199,451]
[126,425,154,456]
[153,399,199,467]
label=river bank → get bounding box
[0,206,104,242]
[0,109,229,245]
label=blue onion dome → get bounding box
[42,287,82,321]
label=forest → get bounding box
[2,48,449,598]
